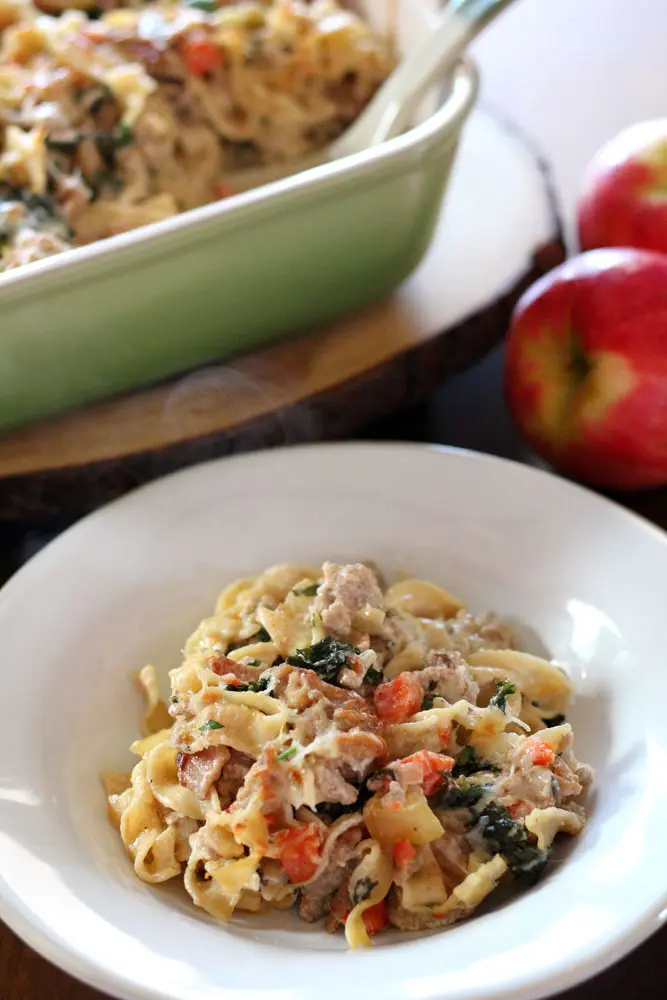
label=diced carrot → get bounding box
[395,749,454,795]
[508,800,530,819]
[422,771,446,796]
[373,672,423,723]
[393,839,416,870]
[275,823,323,884]
[524,738,556,768]
[220,674,242,687]
[439,724,452,748]
[182,36,223,76]
[362,900,388,936]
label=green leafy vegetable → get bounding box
[187,0,217,9]
[225,675,270,694]
[228,627,271,651]
[45,136,80,155]
[433,779,490,809]
[452,746,499,778]
[112,121,134,149]
[292,583,319,597]
[287,636,360,685]
[199,720,224,733]
[364,666,384,686]
[489,679,517,713]
[351,877,377,905]
[476,802,549,882]
[543,713,566,728]
[278,746,297,761]
[421,692,436,711]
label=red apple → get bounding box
[504,247,667,490]
[578,119,667,254]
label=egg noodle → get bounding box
[0,0,394,269]
[105,561,593,947]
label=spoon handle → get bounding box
[366,0,516,147]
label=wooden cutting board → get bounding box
[0,109,564,521]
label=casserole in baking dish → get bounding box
[0,0,477,430]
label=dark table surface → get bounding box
[0,343,665,1000]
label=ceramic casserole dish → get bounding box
[0,0,478,431]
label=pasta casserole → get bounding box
[106,561,593,948]
[0,0,395,269]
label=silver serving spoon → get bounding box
[334,0,517,155]
[222,0,517,194]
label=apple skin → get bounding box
[578,120,667,254]
[504,247,667,490]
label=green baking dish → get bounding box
[0,27,478,431]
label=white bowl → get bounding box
[0,442,665,1000]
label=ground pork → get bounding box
[232,747,291,819]
[314,562,383,636]
[275,664,384,740]
[419,650,479,704]
[431,831,470,890]
[443,611,515,656]
[216,749,254,809]
[299,826,363,922]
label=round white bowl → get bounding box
[0,443,665,1000]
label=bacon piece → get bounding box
[177,745,230,798]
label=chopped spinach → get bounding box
[287,636,360,685]
[187,0,217,9]
[452,746,498,778]
[227,627,271,651]
[476,802,549,882]
[351,877,377,905]
[489,679,517,713]
[199,719,224,733]
[433,779,490,809]
[292,583,319,597]
[112,121,134,149]
[543,713,566,728]
[278,745,297,761]
[0,187,71,243]
[421,692,436,711]
[225,675,271,694]
[45,136,80,155]
[46,123,133,170]
[363,666,384,686]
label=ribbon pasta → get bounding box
[106,559,592,946]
